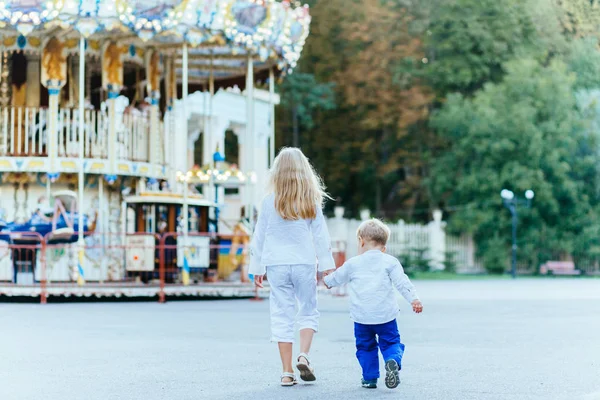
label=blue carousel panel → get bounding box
[132,1,179,20]
[179,0,220,30]
[4,0,47,12]
[232,1,267,35]
[290,20,304,43]
[197,0,220,29]
[78,0,100,16]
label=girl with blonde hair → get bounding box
[250,147,336,386]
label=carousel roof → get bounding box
[0,0,310,83]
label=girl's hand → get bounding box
[412,300,423,314]
[254,274,264,288]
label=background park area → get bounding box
[278,0,600,276]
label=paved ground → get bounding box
[1,279,599,400]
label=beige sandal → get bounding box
[296,353,316,382]
[280,372,297,387]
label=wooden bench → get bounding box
[539,261,581,276]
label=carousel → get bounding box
[0,0,310,300]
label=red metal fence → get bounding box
[0,232,347,303]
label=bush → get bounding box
[398,247,431,273]
[481,236,508,275]
[411,247,431,272]
[442,250,458,273]
[397,252,416,277]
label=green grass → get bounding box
[409,271,600,280]
[409,271,508,280]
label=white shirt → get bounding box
[249,194,336,276]
[324,249,419,325]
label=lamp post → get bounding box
[501,189,535,279]
[212,147,225,230]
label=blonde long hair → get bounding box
[269,147,330,220]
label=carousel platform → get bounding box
[0,282,266,302]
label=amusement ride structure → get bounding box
[0,0,310,300]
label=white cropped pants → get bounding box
[267,264,319,343]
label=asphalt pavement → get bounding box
[1,278,599,400]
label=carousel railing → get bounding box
[122,111,151,163]
[57,108,109,159]
[0,231,348,303]
[0,106,161,165]
[0,106,48,156]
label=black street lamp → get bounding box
[501,189,535,279]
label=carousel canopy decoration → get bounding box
[0,0,56,36]
[0,0,310,75]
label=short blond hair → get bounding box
[357,219,390,246]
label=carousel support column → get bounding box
[107,91,118,175]
[47,85,60,174]
[148,49,161,167]
[181,43,190,287]
[245,53,255,222]
[209,59,215,151]
[45,176,51,203]
[206,60,216,208]
[164,56,172,170]
[77,36,86,286]
[269,67,275,166]
[182,175,190,286]
[149,98,159,165]
[99,175,104,245]
[182,43,190,172]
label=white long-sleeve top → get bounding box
[249,193,336,276]
[324,249,419,325]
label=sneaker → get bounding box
[384,359,400,389]
[361,379,377,389]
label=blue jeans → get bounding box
[354,319,405,381]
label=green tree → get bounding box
[278,73,335,148]
[556,0,600,39]
[424,0,541,97]
[429,57,600,272]
[566,37,600,90]
[287,0,435,219]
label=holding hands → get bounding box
[321,269,335,289]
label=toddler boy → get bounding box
[324,219,423,389]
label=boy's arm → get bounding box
[323,262,350,288]
[389,260,419,304]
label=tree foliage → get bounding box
[279,73,335,147]
[423,0,541,97]
[430,56,600,271]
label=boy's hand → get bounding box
[254,274,264,288]
[411,300,423,314]
[322,269,335,277]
